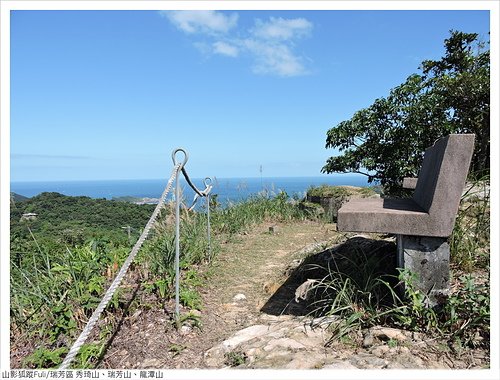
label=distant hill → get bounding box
[10,192,156,245]
[10,192,30,203]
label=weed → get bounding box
[450,177,490,272]
[307,245,490,350]
[179,312,202,329]
[387,339,398,348]
[224,350,248,367]
[11,192,311,368]
[75,343,104,369]
[23,347,68,369]
[168,344,186,357]
[180,288,202,310]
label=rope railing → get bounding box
[59,148,212,369]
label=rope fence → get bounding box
[59,148,212,369]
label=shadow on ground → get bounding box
[260,236,398,317]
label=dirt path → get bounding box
[99,220,338,369]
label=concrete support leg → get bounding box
[396,235,450,307]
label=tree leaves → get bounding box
[323,31,489,194]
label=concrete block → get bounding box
[397,235,450,306]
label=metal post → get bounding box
[174,167,180,324]
[204,177,212,262]
[172,148,188,327]
[207,193,211,260]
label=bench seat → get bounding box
[337,197,450,237]
[337,134,475,238]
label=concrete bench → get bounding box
[337,134,475,305]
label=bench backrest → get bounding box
[413,134,475,218]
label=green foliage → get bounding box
[168,344,186,357]
[224,350,248,367]
[307,184,376,198]
[24,347,68,369]
[48,303,78,343]
[310,263,490,349]
[180,288,202,310]
[450,177,490,272]
[389,270,490,348]
[10,193,150,369]
[179,312,202,329]
[12,190,306,368]
[11,192,30,202]
[11,192,155,249]
[390,269,440,332]
[307,185,350,198]
[73,343,105,369]
[211,191,304,235]
[442,275,489,348]
[308,247,398,340]
[322,31,489,194]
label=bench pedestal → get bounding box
[396,235,450,307]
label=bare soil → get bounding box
[98,220,340,369]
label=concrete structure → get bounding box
[21,212,38,221]
[337,134,475,306]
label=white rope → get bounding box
[59,164,181,369]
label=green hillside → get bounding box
[11,192,156,248]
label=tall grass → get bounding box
[11,191,306,368]
[10,238,128,367]
[450,175,490,271]
[307,179,490,348]
[139,191,305,280]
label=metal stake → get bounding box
[204,177,212,262]
[174,168,180,324]
[172,148,188,327]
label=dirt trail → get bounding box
[99,220,338,369]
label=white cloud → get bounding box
[213,41,239,57]
[243,39,307,77]
[252,17,313,41]
[160,11,313,77]
[160,10,238,35]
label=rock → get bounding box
[362,334,374,348]
[262,281,280,295]
[128,309,142,324]
[283,352,324,369]
[204,346,225,368]
[258,314,292,322]
[305,185,378,222]
[294,279,318,303]
[222,325,270,350]
[370,344,391,356]
[233,293,247,302]
[263,338,306,352]
[322,360,358,369]
[190,309,202,318]
[367,326,407,342]
[348,353,389,369]
[179,325,192,336]
[141,358,162,368]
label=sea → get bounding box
[11,175,370,206]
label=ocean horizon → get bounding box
[11,174,371,204]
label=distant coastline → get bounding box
[10,175,371,204]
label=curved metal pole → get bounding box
[172,148,188,326]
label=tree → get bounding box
[322,31,490,194]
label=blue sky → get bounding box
[9,9,490,181]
